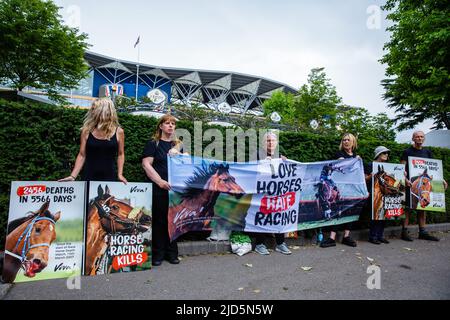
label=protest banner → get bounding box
[408,157,446,212]
[85,182,152,275]
[168,156,369,241]
[3,181,85,283]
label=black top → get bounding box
[364,161,373,193]
[335,150,357,159]
[400,146,433,174]
[142,140,183,183]
[82,131,118,181]
[363,162,373,175]
[254,148,277,161]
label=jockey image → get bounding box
[317,163,345,219]
[319,163,343,190]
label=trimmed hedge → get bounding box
[1,99,449,249]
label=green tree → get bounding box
[381,0,450,130]
[262,90,296,126]
[337,106,396,141]
[263,68,342,132]
[294,68,342,133]
[0,0,90,101]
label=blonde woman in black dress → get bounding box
[60,98,127,183]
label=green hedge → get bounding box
[1,99,449,248]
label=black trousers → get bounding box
[369,220,385,240]
[152,188,178,261]
[328,222,353,233]
[255,233,285,246]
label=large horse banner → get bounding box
[3,181,85,283]
[371,162,406,220]
[408,157,446,212]
[85,182,152,276]
[168,155,369,241]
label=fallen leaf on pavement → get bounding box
[367,257,374,262]
[300,266,313,271]
[244,263,253,268]
[403,247,415,251]
[238,287,244,291]
[253,289,261,293]
[291,246,301,250]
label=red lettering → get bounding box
[260,192,296,214]
[17,185,46,196]
[112,253,148,270]
[412,159,425,166]
[385,208,403,218]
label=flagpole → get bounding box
[135,37,140,101]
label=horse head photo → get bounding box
[373,165,403,220]
[411,169,433,209]
[85,184,151,275]
[168,162,245,240]
[3,200,60,283]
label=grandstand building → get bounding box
[82,52,297,115]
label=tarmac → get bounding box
[1,223,450,300]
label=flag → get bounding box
[134,36,140,48]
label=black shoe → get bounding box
[401,230,413,242]
[342,236,357,247]
[152,260,163,266]
[167,257,180,264]
[320,238,336,248]
[379,238,390,244]
[368,238,381,245]
[165,255,180,264]
[418,232,439,242]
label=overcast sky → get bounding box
[54,0,436,143]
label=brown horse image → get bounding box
[411,169,433,209]
[3,200,60,283]
[168,163,244,241]
[85,185,151,275]
[373,165,403,220]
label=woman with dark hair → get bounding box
[142,114,184,266]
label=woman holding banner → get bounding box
[320,133,359,248]
[364,146,392,245]
[59,98,127,183]
[142,114,184,266]
[253,131,292,255]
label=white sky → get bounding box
[54,0,436,143]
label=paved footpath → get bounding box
[2,231,450,300]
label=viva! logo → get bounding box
[17,185,46,196]
[259,192,296,215]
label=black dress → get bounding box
[81,130,118,181]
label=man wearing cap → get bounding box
[400,131,448,241]
[364,146,392,244]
